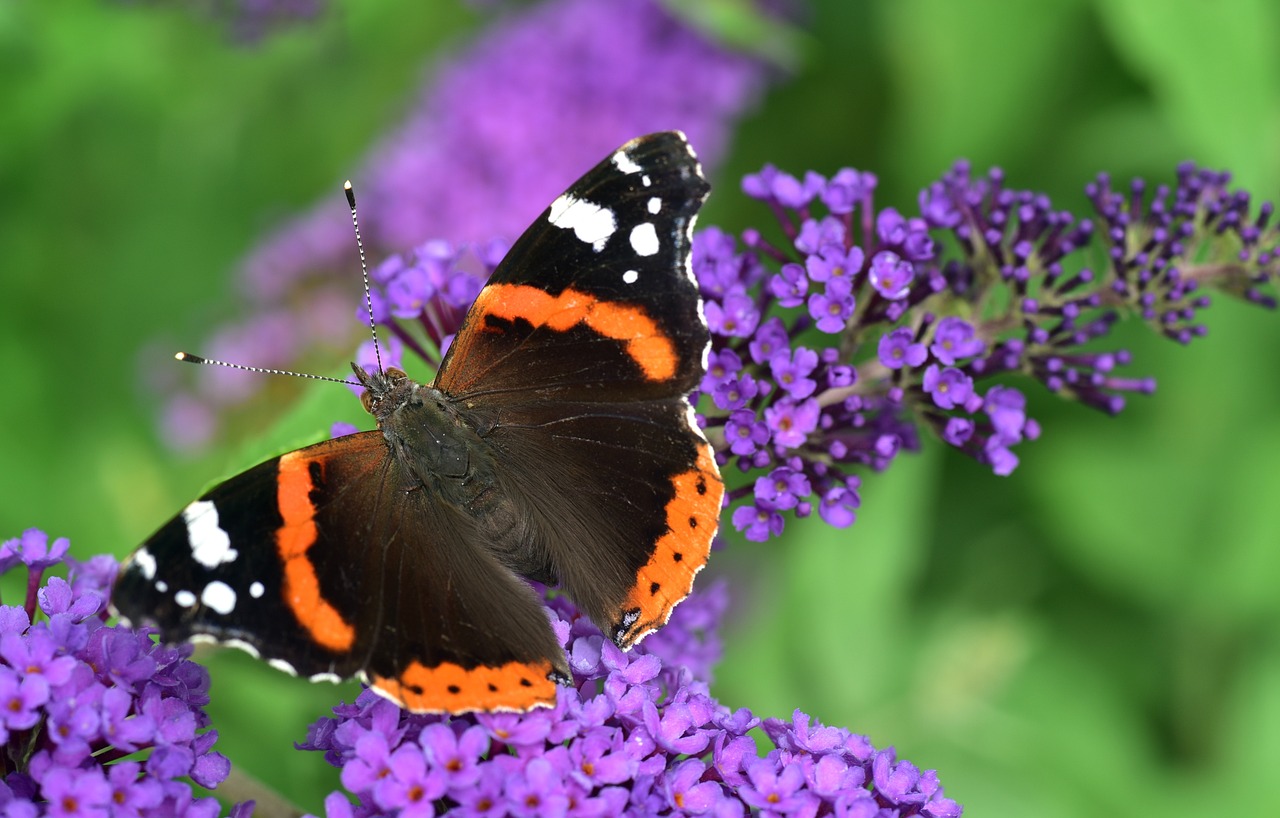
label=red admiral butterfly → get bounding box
[112,132,723,714]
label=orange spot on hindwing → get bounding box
[276,452,356,653]
[371,658,559,714]
[474,284,678,381]
[617,443,723,648]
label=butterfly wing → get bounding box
[434,131,723,648]
[112,432,568,713]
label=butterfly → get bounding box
[111,131,724,714]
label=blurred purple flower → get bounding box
[155,0,770,451]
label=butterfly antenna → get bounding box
[174,352,359,386]
[345,181,384,374]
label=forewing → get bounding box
[435,131,710,404]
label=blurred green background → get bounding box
[3,0,1280,815]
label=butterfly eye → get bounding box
[386,367,408,380]
[360,390,376,414]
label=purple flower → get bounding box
[818,484,860,528]
[705,291,761,338]
[930,316,986,365]
[1,530,69,571]
[764,399,821,449]
[703,348,743,390]
[0,531,241,817]
[748,317,791,366]
[822,168,877,215]
[770,347,819,400]
[923,365,975,410]
[712,374,761,412]
[879,327,928,369]
[754,468,812,512]
[743,166,825,208]
[731,504,785,542]
[806,244,864,284]
[768,262,809,308]
[868,250,915,299]
[809,277,857,334]
[40,767,110,818]
[740,758,818,815]
[724,410,771,456]
[663,758,722,813]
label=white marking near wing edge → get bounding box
[647,197,662,214]
[191,634,262,661]
[548,193,616,252]
[174,590,197,608]
[181,501,239,568]
[132,549,157,581]
[612,149,642,174]
[623,270,639,285]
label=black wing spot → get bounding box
[519,677,533,688]
[673,551,683,562]
[447,684,461,695]
[696,477,707,495]
[488,683,498,692]
[408,683,424,695]
[649,581,661,595]
[688,516,698,528]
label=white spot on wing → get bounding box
[612,149,642,174]
[548,193,616,251]
[623,270,639,284]
[642,174,652,187]
[647,197,661,214]
[249,581,265,599]
[132,549,157,581]
[630,223,659,257]
[309,672,342,684]
[182,501,239,569]
[174,590,197,608]
[155,580,168,593]
[201,581,237,615]
[269,658,299,677]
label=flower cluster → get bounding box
[691,159,1278,540]
[328,156,1279,550]
[0,530,243,818]
[156,0,770,450]
[300,584,961,818]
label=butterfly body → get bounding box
[112,132,722,713]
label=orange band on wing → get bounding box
[371,658,559,714]
[276,451,356,652]
[473,284,678,381]
[619,443,723,648]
